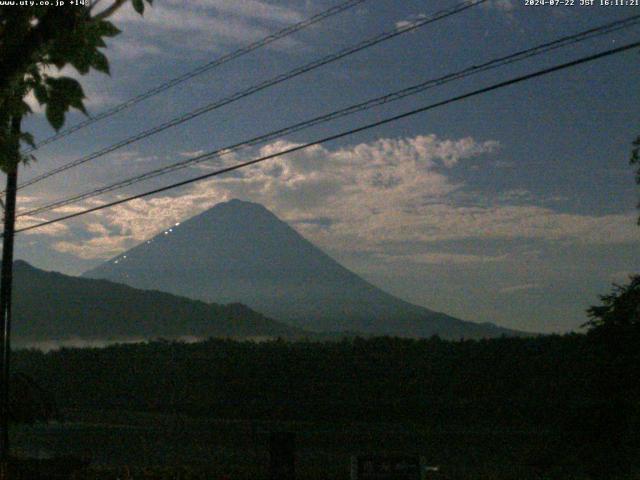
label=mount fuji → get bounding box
[83,199,522,339]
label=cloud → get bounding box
[16,215,69,237]
[499,283,540,294]
[16,194,42,206]
[108,151,159,164]
[485,0,514,11]
[111,0,306,54]
[354,204,637,246]
[47,134,496,258]
[376,252,508,266]
[179,150,206,158]
[53,235,131,260]
[163,0,304,24]
[49,193,225,259]
[395,13,426,31]
[482,0,518,24]
[109,39,164,60]
[43,133,638,261]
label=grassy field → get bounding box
[9,409,635,479]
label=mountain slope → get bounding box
[12,260,302,345]
[83,199,522,339]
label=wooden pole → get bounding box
[0,115,21,476]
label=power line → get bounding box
[15,0,488,192]
[24,0,370,153]
[17,15,640,219]
[14,40,640,236]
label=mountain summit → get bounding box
[84,199,520,339]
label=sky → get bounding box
[8,0,640,333]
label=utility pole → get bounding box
[0,115,21,476]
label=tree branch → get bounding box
[92,0,128,21]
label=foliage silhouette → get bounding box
[585,275,640,334]
[11,333,640,475]
[0,0,153,167]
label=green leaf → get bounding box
[47,77,85,101]
[132,0,145,15]
[44,76,88,127]
[70,97,88,116]
[33,84,48,105]
[70,59,91,75]
[91,50,110,75]
[95,20,121,38]
[45,101,65,131]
